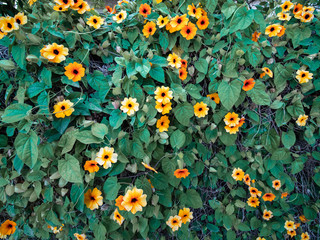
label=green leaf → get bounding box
[150,67,165,83]
[170,130,186,149]
[274,63,291,93]
[2,103,32,123]
[159,31,169,50]
[91,123,108,139]
[14,130,39,168]
[247,48,261,67]
[246,80,270,106]
[135,59,151,78]
[282,130,296,149]
[58,154,82,183]
[151,173,168,190]
[261,129,280,153]
[75,130,103,144]
[218,80,242,110]
[186,189,203,209]
[229,8,254,33]
[103,177,121,200]
[173,102,194,126]
[221,0,237,19]
[12,45,26,70]
[195,58,208,74]
[70,184,84,212]
[287,27,312,48]
[93,223,107,240]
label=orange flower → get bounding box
[170,14,189,31]
[0,220,16,236]
[260,72,266,78]
[265,24,281,37]
[281,192,288,198]
[121,187,147,214]
[64,62,85,82]
[180,22,197,40]
[293,4,303,16]
[84,188,103,210]
[249,187,262,197]
[262,193,276,202]
[196,16,209,30]
[272,180,281,190]
[237,117,245,128]
[225,125,240,134]
[139,3,151,18]
[263,209,273,221]
[243,174,251,186]
[115,195,125,210]
[142,21,156,38]
[262,67,273,78]
[287,230,296,238]
[242,78,255,91]
[299,215,308,223]
[231,168,244,181]
[84,160,99,173]
[207,93,220,104]
[187,4,202,19]
[252,31,261,42]
[178,208,193,224]
[277,25,286,37]
[181,59,187,68]
[156,115,170,132]
[141,162,158,173]
[179,67,188,81]
[105,5,116,14]
[174,169,190,178]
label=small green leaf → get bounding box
[58,154,82,183]
[170,130,186,149]
[2,103,32,123]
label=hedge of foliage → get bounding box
[0,0,320,239]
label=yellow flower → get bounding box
[170,14,189,31]
[53,99,74,118]
[157,15,169,28]
[28,0,37,6]
[249,187,262,197]
[141,162,158,173]
[154,86,173,104]
[277,25,286,37]
[113,209,124,225]
[262,209,273,221]
[178,208,193,224]
[174,168,190,178]
[194,102,209,118]
[225,125,240,134]
[166,215,182,232]
[53,5,68,11]
[64,62,85,82]
[232,168,244,181]
[301,232,310,240]
[272,179,281,190]
[75,1,90,14]
[293,4,303,17]
[83,160,99,173]
[71,0,84,9]
[299,215,308,223]
[256,238,266,240]
[265,24,281,37]
[187,4,202,19]
[296,70,313,83]
[40,43,69,63]
[113,10,127,23]
[277,12,291,21]
[247,197,260,208]
[167,53,182,69]
[296,114,308,126]
[14,12,27,25]
[281,1,294,12]
[121,187,147,214]
[0,28,7,40]
[303,6,315,13]
[156,115,170,132]
[155,101,172,115]
[180,22,197,40]
[115,195,125,210]
[142,21,156,38]
[0,220,16,237]
[224,112,240,127]
[0,16,19,33]
[84,188,103,210]
[74,233,87,240]
[95,146,118,169]
[262,67,273,77]
[287,230,296,237]
[54,0,73,8]
[139,3,152,18]
[207,93,220,104]
[47,224,64,234]
[120,97,139,116]
[87,15,104,29]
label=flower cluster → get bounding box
[0,13,27,39]
[154,86,173,132]
[47,224,64,234]
[166,208,193,232]
[53,0,90,14]
[224,112,245,134]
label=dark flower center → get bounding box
[236,172,239,175]
[245,82,249,86]
[74,0,78,3]
[305,14,310,19]
[91,196,95,200]
[91,163,96,166]
[79,4,83,8]
[230,118,234,121]
[199,108,203,111]
[193,9,196,14]
[161,122,164,126]
[184,214,187,217]
[179,170,185,173]
[117,214,120,218]
[270,27,275,32]
[53,49,60,55]
[131,198,138,203]
[16,19,21,24]
[201,20,205,25]
[173,220,177,223]
[180,71,183,76]
[63,0,68,3]
[93,19,97,23]
[149,27,152,32]
[143,9,147,13]
[161,20,164,24]
[211,97,214,100]
[177,18,182,24]
[284,5,288,9]
[161,93,166,97]
[61,105,66,110]
[128,104,132,108]
[8,224,12,228]
[73,69,79,74]
[59,7,63,10]
[104,154,109,159]
[173,59,176,63]
[119,14,122,19]
[186,29,191,34]
[7,23,12,28]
